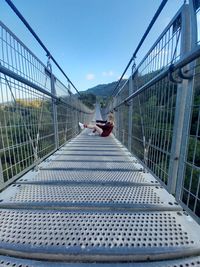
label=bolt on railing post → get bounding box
[51,73,59,150]
[168,3,194,194]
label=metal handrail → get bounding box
[113,43,200,110]
[0,64,92,114]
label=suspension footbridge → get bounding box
[0,0,200,266]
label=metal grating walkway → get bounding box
[0,131,200,266]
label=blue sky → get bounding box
[1,0,183,93]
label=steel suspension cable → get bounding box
[111,0,168,96]
[5,0,81,96]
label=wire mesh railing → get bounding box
[133,13,181,91]
[110,0,200,224]
[0,21,52,93]
[177,55,200,221]
[0,20,94,190]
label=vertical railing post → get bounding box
[0,159,4,190]
[168,4,194,194]
[112,97,115,136]
[128,77,133,151]
[122,129,125,145]
[175,0,197,199]
[75,108,78,136]
[51,73,59,150]
[71,96,75,136]
[116,95,121,140]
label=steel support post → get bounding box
[0,159,4,191]
[117,95,121,140]
[122,129,125,145]
[112,97,117,137]
[168,4,194,194]
[128,78,133,151]
[175,0,198,199]
[76,110,80,135]
[51,73,59,150]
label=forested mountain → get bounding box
[84,80,127,97]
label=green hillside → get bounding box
[85,80,127,97]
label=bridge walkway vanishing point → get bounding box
[0,126,200,266]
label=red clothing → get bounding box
[96,122,114,137]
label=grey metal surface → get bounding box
[0,132,199,264]
[17,133,150,185]
[0,209,199,261]
[38,134,143,171]
[173,2,200,224]
[18,169,157,185]
[42,161,142,171]
[0,184,182,211]
[167,4,195,195]
[0,255,200,267]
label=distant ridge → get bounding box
[84,80,127,97]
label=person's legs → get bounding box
[86,124,103,135]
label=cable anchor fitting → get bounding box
[46,55,52,72]
[124,100,131,106]
[178,67,193,80]
[168,64,182,84]
[132,57,137,74]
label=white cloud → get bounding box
[117,74,128,80]
[102,70,114,77]
[108,71,114,76]
[86,73,95,80]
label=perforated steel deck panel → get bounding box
[0,130,199,265]
[0,255,200,266]
[0,184,181,211]
[19,167,158,185]
[0,209,200,262]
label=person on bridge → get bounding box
[79,113,114,137]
